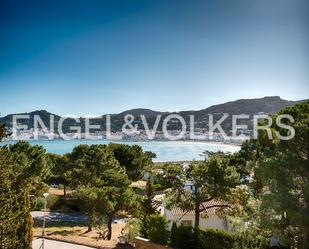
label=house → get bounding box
[153,161,232,232]
[158,197,231,231]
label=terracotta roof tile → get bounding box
[171,199,230,216]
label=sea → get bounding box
[0,139,240,162]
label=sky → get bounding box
[0,0,308,116]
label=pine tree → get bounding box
[139,180,157,238]
[0,148,23,248]
[161,156,239,228]
[0,123,10,141]
[255,101,309,248]
[68,144,131,239]
[0,141,49,248]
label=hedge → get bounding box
[170,224,235,249]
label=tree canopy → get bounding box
[108,143,155,181]
[160,153,239,227]
[255,101,309,248]
[0,123,10,141]
[0,141,50,248]
[67,144,132,239]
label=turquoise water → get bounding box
[1,140,240,162]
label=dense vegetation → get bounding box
[141,101,309,248]
[0,101,308,248]
[0,131,50,248]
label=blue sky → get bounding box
[0,0,308,116]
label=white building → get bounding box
[154,162,232,232]
[155,194,231,231]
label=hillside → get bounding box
[197,96,303,115]
[0,96,306,134]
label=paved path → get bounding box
[31,211,88,224]
[31,211,128,224]
[32,238,95,249]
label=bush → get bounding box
[170,224,195,249]
[170,222,178,246]
[46,194,60,209]
[47,196,81,212]
[234,231,271,249]
[32,197,45,211]
[32,194,62,211]
[123,219,140,244]
[169,225,235,249]
[196,228,235,249]
[148,214,169,245]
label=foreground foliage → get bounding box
[159,155,239,227]
[169,223,235,249]
[147,213,169,245]
[256,101,309,248]
[68,144,132,240]
[0,141,50,248]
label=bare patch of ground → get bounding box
[49,187,72,196]
[34,224,133,249]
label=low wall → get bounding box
[134,237,172,249]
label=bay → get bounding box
[0,139,240,162]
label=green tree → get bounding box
[227,185,271,249]
[68,144,131,240]
[108,143,155,181]
[147,213,169,245]
[255,101,309,248]
[196,228,235,249]
[0,123,10,141]
[0,141,50,248]
[162,154,239,227]
[48,153,71,196]
[156,163,185,190]
[0,147,24,248]
[138,178,158,238]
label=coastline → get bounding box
[0,138,242,147]
[0,139,241,162]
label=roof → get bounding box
[170,199,230,216]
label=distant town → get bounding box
[3,127,249,144]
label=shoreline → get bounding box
[0,138,242,147]
[0,139,241,162]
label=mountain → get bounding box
[185,96,307,133]
[117,108,164,118]
[0,96,307,134]
[0,110,61,127]
[196,96,304,116]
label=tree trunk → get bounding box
[303,231,309,249]
[194,186,200,228]
[107,215,113,240]
[63,184,66,196]
[87,210,95,232]
[303,201,309,249]
[194,201,200,228]
[87,223,92,232]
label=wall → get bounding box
[164,208,229,231]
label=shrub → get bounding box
[170,224,195,249]
[170,222,178,246]
[169,225,236,249]
[124,219,140,244]
[46,194,60,209]
[196,228,236,249]
[49,197,81,212]
[95,218,110,240]
[139,214,151,238]
[148,214,169,245]
[233,231,271,249]
[33,197,45,211]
